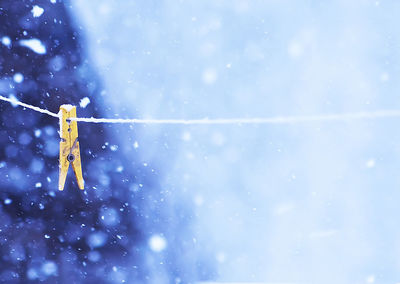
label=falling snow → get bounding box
[79,97,91,108]
[148,235,167,252]
[13,73,24,83]
[19,38,47,54]
[31,5,45,17]
[1,0,397,283]
[1,36,11,47]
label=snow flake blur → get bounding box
[148,235,167,252]
[31,5,44,17]
[19,39,46,54]
[79,97,90,108]
[1,36,11,47]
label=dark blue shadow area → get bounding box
[0,0,215,282]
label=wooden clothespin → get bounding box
[59,105,84,191]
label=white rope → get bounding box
[69,110,400,124]
[0,95,59,118]
[2,95,400,125]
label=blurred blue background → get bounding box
[71,0,400,283]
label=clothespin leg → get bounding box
[59,109,71,191]
[59,147,70,191]
[71,140,84,190]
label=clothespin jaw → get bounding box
[59,105,84,191]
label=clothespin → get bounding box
[58,105,84,191]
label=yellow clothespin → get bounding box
[58,105,84,191]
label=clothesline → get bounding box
[2,95,400,125]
